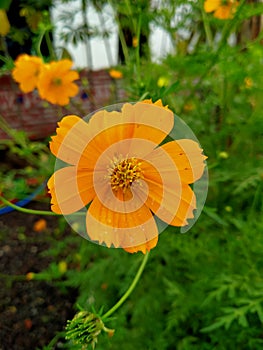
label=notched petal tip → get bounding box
[124,236,158,254]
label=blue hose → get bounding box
[0,181,47,215]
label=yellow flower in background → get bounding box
[37,59,79,106]
[157,76,169,88]
[132,37,138,48]
[109,69,123,79]
[12,54,44,93]
[204,0,239,19]
[225,206,232,212]
[218,151,229,159]
[244,77,253,89]
[183,102,195,112]
[58,261,68,274]
[26,272,35,281]
[0,10,10,36]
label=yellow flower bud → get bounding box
[0,10,10,36]
[132,37,138,48]
[157,76,169,88]
[244,77,253,89]
[218,151,229,159]
[26,272,35,281]
[225,206,232,213]
[58,261,68,274]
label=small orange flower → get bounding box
[132,37,138,48]
[37,59,79,106]
[33,218,47,232]
[26,272,35,281]
[109,69,123,79]
[204,0,239,19]
[48,100,207,254]
[12,54,44,93]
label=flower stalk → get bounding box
[102,250,150,319]
[0,196,59,216]
[65,250,150,348]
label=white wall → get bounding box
[51,0,173,70]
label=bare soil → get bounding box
[0,202,76,350]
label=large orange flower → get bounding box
[204,0,239,19]
[12,54,44,93]
[47,100,207,254]
[37,59,79,106]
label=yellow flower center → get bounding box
[52,77,62,86]
[108,156,143,193]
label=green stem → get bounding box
[179,0,246,114]
[135,11,142,81]
[109,0,130,64]
[201,7,213,48]
[0,196,59,216]
[102,251,150,320]
[45,30,56,60]
[97,10,114,67]
[36,31,45,59]
[46,331,66,349]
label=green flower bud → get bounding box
[66,311,114,349]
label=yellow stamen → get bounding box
[108,156,143,193]
[52,77,62,86]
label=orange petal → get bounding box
[159,140,207,184]
[77,101,174,169]
[121,102,174,145]
[54,59,74,73]
[140,149,197,226]
[50,115,94,165]
[124,236,158,254]
[77,124,159,171]
[63,70,80,83]
[214,5,232,19]
[144,172,196,227]
[204,0,221,12]
[86,195,158,253]
[83,102,173,150]
[47,166,95,215]
[142,99,169,108]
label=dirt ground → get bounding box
[0,202,76,350]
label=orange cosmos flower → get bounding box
[204,0,239,19]
[109,69,123,79]
[47,100,207,254]
[33,218,47,232]
[37,59,79,106]
[12,54,44,93]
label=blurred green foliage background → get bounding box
[1,0,263,349]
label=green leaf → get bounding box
[0,0,12,10]
[160,81,180,98]
[200,320,226,333]
[240,4,263,20]
[203,207,229,226]
[238,313,248,328]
